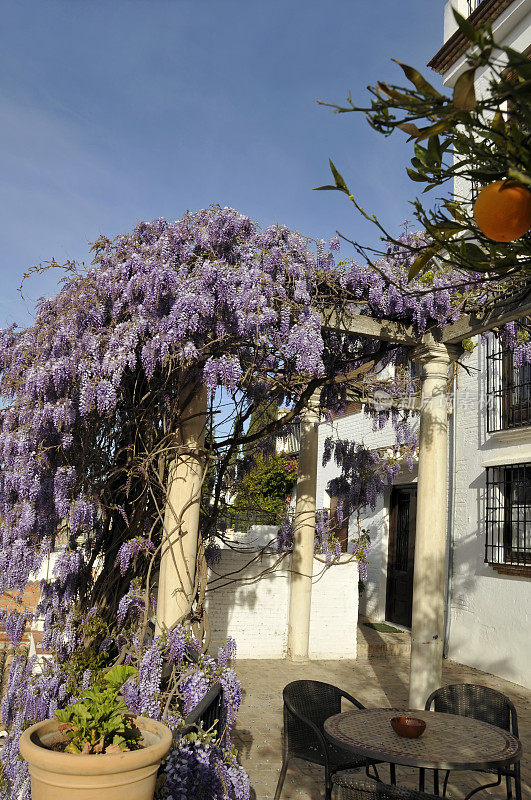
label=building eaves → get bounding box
[428,0,515,74]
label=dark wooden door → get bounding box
[386,485,417,628]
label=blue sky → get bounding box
[1,0,445,328]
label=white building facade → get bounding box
[315,0,531,689]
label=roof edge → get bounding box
[428,0,516,74]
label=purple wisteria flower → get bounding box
[116,537,155,576]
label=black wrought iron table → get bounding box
[324,708,522,800]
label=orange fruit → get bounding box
[473,180,531,242]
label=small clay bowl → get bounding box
[390,716,426,738]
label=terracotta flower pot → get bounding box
[19,716,172,800]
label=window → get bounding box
[486,464,531,568]
[467,0,482,13]
[486,334,531,432]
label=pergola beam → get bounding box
[323,289,531,349]
[442,291,531,345]
[322,309,419,345]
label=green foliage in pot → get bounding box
[54,665,141,754]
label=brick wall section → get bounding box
[0,582,42,719]
[205,550,358,659]
[0,582,41,649]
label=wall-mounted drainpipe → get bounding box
[443,372,458,658]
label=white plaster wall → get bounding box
[205,550,358,659]
[309,555,358,659]
[447,341,531,688]
[33,549,61,582]
[443,0,469,42]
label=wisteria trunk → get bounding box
[156,385,208,632]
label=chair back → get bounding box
[283,680,343,755]
[425,683,517,736]
[181,683,225,739]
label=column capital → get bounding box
[412,333,462,366]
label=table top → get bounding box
[324,708,522,771]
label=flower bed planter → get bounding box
[19,716,172,800]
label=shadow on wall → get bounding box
[205,525,359,661]
[205,534,291,658]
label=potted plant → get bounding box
[19,665,172,800]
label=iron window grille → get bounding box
[486,334,531,432]
[467,0,482,13]
[486,464,531,566]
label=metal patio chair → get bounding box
[333,775,438,800]
[274,680,379,800]
[424,683,521,799]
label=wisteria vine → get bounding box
[0,205,527,799]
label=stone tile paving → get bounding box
[233,656,530,800]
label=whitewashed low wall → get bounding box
[309,555,358,659]
[205,551,358,659]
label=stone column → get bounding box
[409,335,459,708]
[287,392,319,662]
[156,385,208,631]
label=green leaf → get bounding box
[503,46,531,79]
[460,241,488,262]
[397,122,422,138]
[426,220,464,239]
[62,702,91,723]
[507,168,531,187]
[313,185,341,191]
[470,168,504,182]
[104,665,138,689]
[415,120,454,143]
[426,134,442,166]
[376,82,413,104]
[328,159,350,194]
[443,200,466,222]
[392,60,442,98]
[407,245,441,281]
[414,142,429,167]
[406,168,428,182]
[491,111,506,136]
[452,9,479,43]
[453,67,477,111]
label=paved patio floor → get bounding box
[233,655,530,800]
